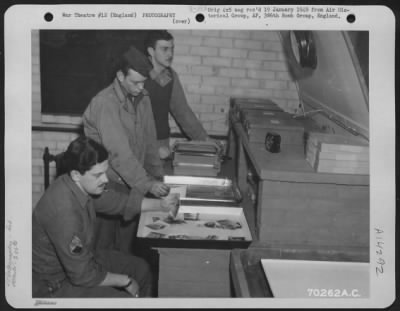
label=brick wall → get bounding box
[168,30,300,134]
[31,29,300,207]
[32,30,80,206]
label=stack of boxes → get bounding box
[230,97,306,147]
[306,132,369,175]
[172,140,221,177]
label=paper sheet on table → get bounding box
[260,259,370,298]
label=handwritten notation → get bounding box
[6,239,18,288]
[375,227,385,276]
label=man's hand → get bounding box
[149,182,170,197]
[123,277,140,298]
[158,146,171,159]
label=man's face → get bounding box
[118,69,147,97]
[149,39,174,69]
[75,160,109,196]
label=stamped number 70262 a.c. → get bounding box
[307,288,361,298]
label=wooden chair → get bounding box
[42,147,66,189]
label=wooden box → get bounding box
[245,117,305,145]
[230,97,283,120]
[253,147,369,251]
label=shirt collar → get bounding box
[113,78,148,108]
[61,174,90,209]
[113,78,129,104]
[149,67,172,87]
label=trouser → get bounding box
[93,214,140,255]
[92,179,140,255]
[93,213,120,251]
[119,214,140,254]
[91,186,158,296]
[33,250,153,298]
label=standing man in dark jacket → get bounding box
[32,136,152,298]
[83,47,170,253]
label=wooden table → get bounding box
[137,159,252,298]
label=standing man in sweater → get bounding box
[144,30,217,159]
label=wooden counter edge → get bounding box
[230,249,251,298]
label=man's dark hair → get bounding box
[63,136,109,175]
[144,30,174,53]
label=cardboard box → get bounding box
[306,132,370,174]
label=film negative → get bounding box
[4,3,396,309]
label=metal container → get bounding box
[172,141,222,177]
[163,175,242,204]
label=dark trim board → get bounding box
[32,125,227,140]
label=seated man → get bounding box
[32,136,172,298]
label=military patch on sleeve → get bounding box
[69,235,83,254]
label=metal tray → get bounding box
[173,141,219,156]
[164,175,242,203]
[137,205,251,249]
